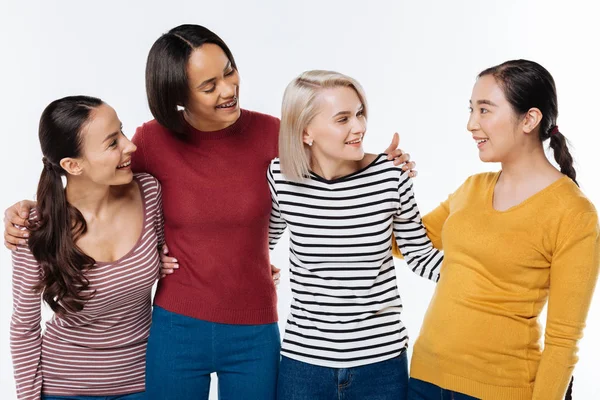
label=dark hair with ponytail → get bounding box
[28,95,103,316]
[478,59,577,185]
[565,376,573,400]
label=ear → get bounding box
[303,129,313,146]
[59,157,84,176]
[522,107,543,134]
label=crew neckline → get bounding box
[185,109,251,142]
[308,153,385,184]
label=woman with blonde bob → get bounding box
[267,70,444,400]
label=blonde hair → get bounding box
[279,70,368,181]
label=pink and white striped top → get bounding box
[10,173,164,399]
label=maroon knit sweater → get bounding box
[131,109,280,324]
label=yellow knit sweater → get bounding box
[407,172,599,400]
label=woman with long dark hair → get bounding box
[405,60,599,400]
[10,96,164,400]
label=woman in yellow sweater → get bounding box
[407,60,599,400]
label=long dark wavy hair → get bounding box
[480,59,576,399]
[27,95,102,316]
[478,59,577,186]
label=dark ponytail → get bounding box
[478,60,577,185]
[548,127,577,185]
[565,376,573,400]
[28,95,102,316]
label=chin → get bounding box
[220,107,241,121]
[112,171,134,186]
[344,148,365,161]
[478,152,499,163]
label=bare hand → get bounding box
[271,264,281,287]
[383,132,417,178]
[159,244,178,278]
[4,200,36,250]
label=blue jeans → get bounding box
[145,306,280,400]
[42,393,144,400]
[277,351,409,400]
[407,378,480,400]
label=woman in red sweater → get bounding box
[4,24,414,400]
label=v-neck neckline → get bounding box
[488,171,569,213]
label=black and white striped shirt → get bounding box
[267,154,443,368]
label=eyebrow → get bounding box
[469,99,498,107]
[102,124,123,143]
[197,61,232,89]
[332,104,364,118]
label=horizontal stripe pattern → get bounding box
[10,173,164,399]
[268,155,443,368]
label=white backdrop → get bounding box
[1,1,599,398]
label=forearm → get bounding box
[11,247,43,400]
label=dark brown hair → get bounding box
[479,59,577,185]
[28,95,101,316]
[145,24,237,137]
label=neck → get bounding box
[310,153,362,181]
[184,109,239,132]
[65,175,114,218]
[499,141,557,184]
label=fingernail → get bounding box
[19,240,26,245]
[173,258,178,263]
[20,212,27,218]
[163,248,168,254]
[23,233,29,238]
[174,264,179,269]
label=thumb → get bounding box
[384,132,400,155]
[18,201,30,219]
[271,264,281,272]
[163,244,169,254]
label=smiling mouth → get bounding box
[345,135,363,145]
[117,160,131,169]
[475,138,488,145]
[216,98,238,109]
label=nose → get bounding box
[467,112,479,132]
[352,115,367,135]
[122,136,137,155]
[220,79,237,100]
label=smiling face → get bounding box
[467,75,526,163]
[184,43,241,131]
[68,103,137,186]
[304,86,367,164]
